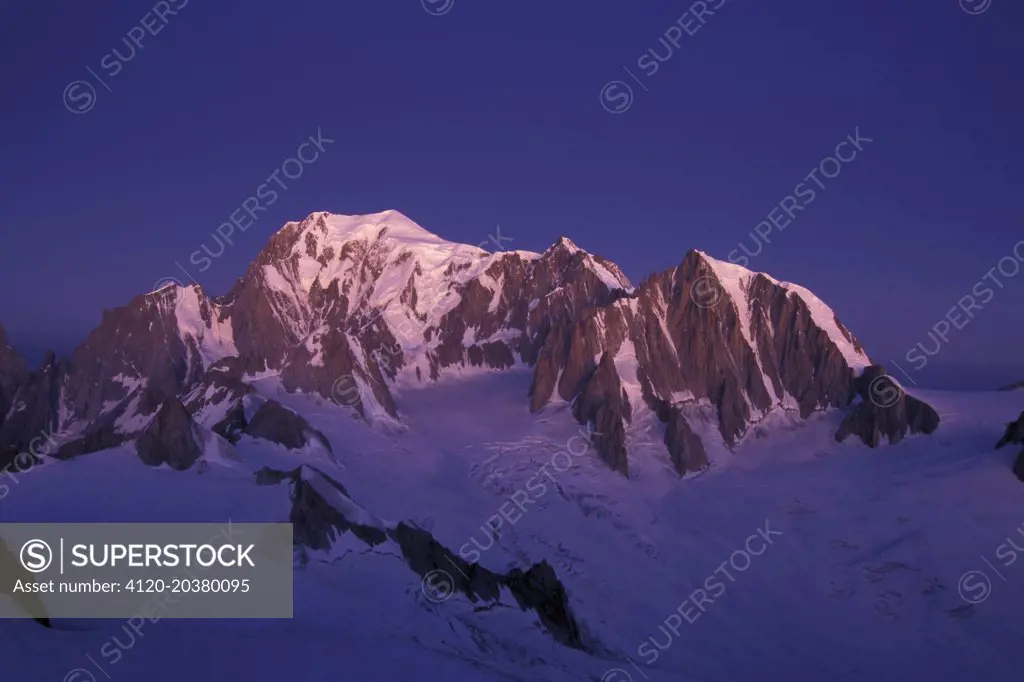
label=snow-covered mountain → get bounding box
[0,210,937,474]
[528,248,886,475]
[7,211,1024,682]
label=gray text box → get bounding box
[0,523,293,619]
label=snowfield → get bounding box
[2,371,1023,682]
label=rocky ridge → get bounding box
[258,464,586,649]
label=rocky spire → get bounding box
[0,323,28,430]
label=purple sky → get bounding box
[1,0,1021,389]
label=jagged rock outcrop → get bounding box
[62,286,217,427]
[53,412,131,460]
[571,352,630,475]
[502,561,582,649]
[54,387,166,460]
[835,366,940,446]
[280,328,398,420]
[135,397,204,471]
[183,363,331,454]
[530,314,609,413]
[651,399,710,476]
[994,411,1024,482]
[0,352,63,467]
[183,358,254,442]
[243,400,332,454]
[391,523,583,649]
[256,465,386,549]
[261,464,586,649]
[995,411,1024,450]
[0,324,28,433]
[429,236,630,377]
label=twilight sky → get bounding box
[0,0,1021,389]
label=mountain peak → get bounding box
[682,249,869,373]
[538,236,632,291]
[291,210,448,249]
[548,236,581,253]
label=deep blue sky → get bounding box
[1,0,1021,389]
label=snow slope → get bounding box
[2,352,1021,682]
[700,250,871,374]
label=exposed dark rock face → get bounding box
[503,561,582,649]
[389,521,499,602]
[210,404,248,444]
[655,400,710,476]
[0,352,64,463]
[390,524,584,649]
[54,413,128,460]
[400,521,585,647]
[746,274,862,418]
[261,464,586,649]
[256,466,387,550]
[645,255,769,443]
[995,411,1024,450]
[835,366,940,446]
[280,328,397,420]
[393,520,585,643]
[571,352,630,475]
[994,411,1024,482]
[183,359,254,442]
[184,366,334,454]
[219,227,313,377]
[0,324,28,433]
[243,400,332,454]
[135,397,204,471]
[645,252,863,430]
[558,317,605,405]
[529,318,570,413]
[63,287,210,426]
[53,387,166,460]
[430,237,630,378]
